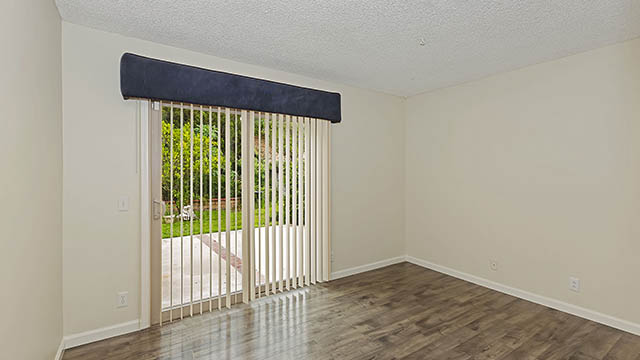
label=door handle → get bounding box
[153,199,164,220]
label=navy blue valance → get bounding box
[120,53,341,123]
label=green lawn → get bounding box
[162,208,269,238]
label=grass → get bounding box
[162,208,269,238]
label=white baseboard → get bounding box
[54,338,65,360]
[406,255,640,336]
[64,319,141,349]
[60,256,639,352]
[330,256,406,280]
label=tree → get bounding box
[161,107,243,212]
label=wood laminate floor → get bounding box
[63,263,640,359]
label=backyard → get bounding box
[162,206,270,238]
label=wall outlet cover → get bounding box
[569,277,580,292]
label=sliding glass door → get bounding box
[150,102,331,325]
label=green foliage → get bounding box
[161,107,242,208]
[161,107,308,239]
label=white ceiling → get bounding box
[56,0,640,97]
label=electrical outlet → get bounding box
[489,260,498,271]
[569,277,580,292]
[117,291,128,308]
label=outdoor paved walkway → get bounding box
[162,226,302,308]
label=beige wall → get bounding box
[62,22,405,336]
[405,38,640,325]
[0,0,63,359]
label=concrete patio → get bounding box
[161,227,302,309]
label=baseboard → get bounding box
[54,338,65,360]
[331,256,406,280]
[406,255,640,336]
[59,256,639,351]
[63,256,401,350]
[64,319,141,349]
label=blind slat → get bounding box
[257,112,262,298]
[199,106,204,314]
[264,114,271,296]
[304,117,311,286]
[317,121,323,282]
[278,114,284,292]
[297,117,304,287]
[310,118,317,284]
[225,107,232,308]
[217,107,222,310]
[190,104,195,316]
[271,113,277,294]
[168,103,174,322]
[285,115,291,290]
[208,107,213,310]
[292,117,298,289]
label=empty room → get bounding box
[3,0,640,359]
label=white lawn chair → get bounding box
[179,205,198,221]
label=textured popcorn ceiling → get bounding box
[55,0,640,96]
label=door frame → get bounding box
[149,101,163,326]
[139,100,162,328]
[139,100,151,329]
[140,104,334,327]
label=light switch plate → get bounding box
[117,196,129,212]
[117,291,128,308]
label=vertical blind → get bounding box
[159,102,330,323]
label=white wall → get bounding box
[0,0,63,359]
[62,22,405,336]
[405,38,640,326]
